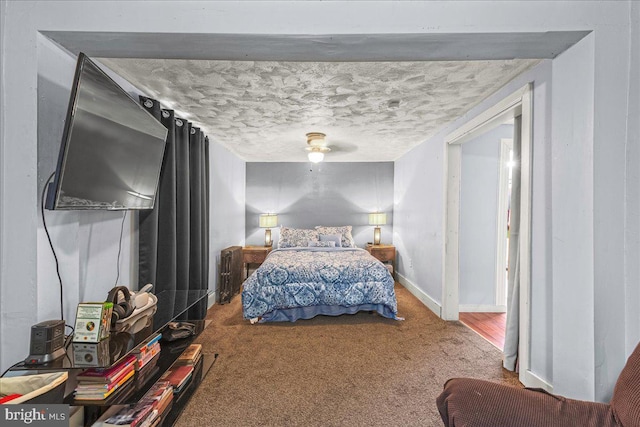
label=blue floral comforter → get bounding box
[241,247,400,322]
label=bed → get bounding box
[241,225,401,323]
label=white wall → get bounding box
[550,34,597,398]
[1,0,638,402]
[209,142,246,302]
[527,61,554,388]
[393,126,444,309]
[394,61,552,346]
[394,3,636,400]
[36,35,81,325]
[459,124,512,307]
[36,36,144,328]
[625,0,640,357]
[591,17,635,401]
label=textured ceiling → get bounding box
[98,58,539,162]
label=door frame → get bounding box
[442,83,533,386]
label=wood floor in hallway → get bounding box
[459,312,506,351]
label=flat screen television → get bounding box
[45,53,168,210]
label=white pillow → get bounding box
[319,234,342,247]
[315,226,355,248]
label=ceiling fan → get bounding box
[305,132,331,163]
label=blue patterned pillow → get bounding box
[316,226,355,248]
[278,226,319,248]
[308,240,336,248]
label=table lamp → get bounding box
[259,214,278,247]
[368,212,387,245]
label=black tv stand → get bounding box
[13,289,215,427]
[81,335,216,426]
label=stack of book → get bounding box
[174,344,202,367]
[132,333,162,387]
[135,354,160,389]
[159,364,193,394]
[138,380,174,426]
[134,333,162,371]
[74,354,136,401]
[99,381,173,427]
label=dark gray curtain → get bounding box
[156,108,177,290]
[138,96,209,320]
[189,126,203,290]
[138,100,162,289]
[175,116,191,291]
[188,125,207,319]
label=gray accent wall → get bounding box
[246,162,393,248]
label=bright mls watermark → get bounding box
[1,405,68,426]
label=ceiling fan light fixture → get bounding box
[308,149,325,163]
[305,132,330,163]
[306,132,326,146]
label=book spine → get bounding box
[77,363,134,384]
[75,369,135,399]
[130,406,154,427]
[78,355,137,381]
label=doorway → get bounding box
[443,84,533,386]
[457,125,513,351]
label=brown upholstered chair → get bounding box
[436,342,640,427]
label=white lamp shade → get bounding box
[308,151,324,163]
[259,214,278,228]
[368,213,387,226]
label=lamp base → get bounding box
[264,229,272,247]
[373,227,381,245]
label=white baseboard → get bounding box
[208,292,216,309]
[397,272,442,317]
[459,304,507,313]
[523,369,553,392]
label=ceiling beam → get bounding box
[42,31,589,61]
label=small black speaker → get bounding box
[25,319,66,365]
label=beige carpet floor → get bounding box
[176,284,520,427]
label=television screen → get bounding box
[45,53,168,210]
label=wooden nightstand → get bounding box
[243,246,272,278]
[366,244,396,279]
